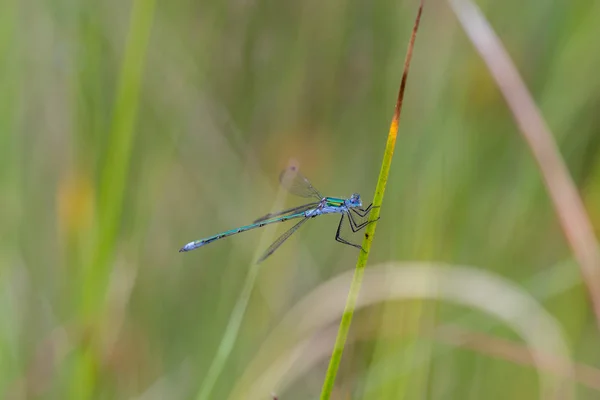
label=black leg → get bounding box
[347,210,380,233]
[351,204,371,218]
[335,214,364,250]
[352,203,380,218]
[361,203,373,214]
[347,213,368,232]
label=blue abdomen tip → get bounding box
[179,242,200,252]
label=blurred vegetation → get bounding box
[2,0,600,399]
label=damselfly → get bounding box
[179,166,377,263]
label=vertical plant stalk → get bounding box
[448,0,600,329]
[69,0,156,398]
[82,0,156,319]
[319,2,425,399]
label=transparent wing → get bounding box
[254,202,320,223]
[256,217,309,263]
[279,166,323,199]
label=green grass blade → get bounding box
[81,0,157,320]
[69,0,156,398]
[319,2,425,399]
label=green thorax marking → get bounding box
[325,197,345,208]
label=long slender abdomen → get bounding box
[178,211,306,252]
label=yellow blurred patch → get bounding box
[463,57,501,109]
[57,172,95,238]
[260,127,333,182]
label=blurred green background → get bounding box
[2,0,600,398]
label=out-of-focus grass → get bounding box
[3,0,600,399]
[70,0,157,398]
